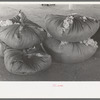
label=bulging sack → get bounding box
[45,14,99,42]
[43,37,98,63]
[4,48,52,75]
[0,11,47,49]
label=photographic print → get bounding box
[0,1,100,99]
[0,2,100,81]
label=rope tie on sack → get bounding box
[18,10,25,26]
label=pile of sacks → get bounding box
[0,11,52,75]
[43,14,99,63]
[0,11,99,75]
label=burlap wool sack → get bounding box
[0,11,47,49]
[43,37,98,63]
[4,47,52,75]
[45,14,99,42]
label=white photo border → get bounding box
[0,1,100,98]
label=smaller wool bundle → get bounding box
[0,11,47,49]
[4,47,52,75]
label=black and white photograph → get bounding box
[0,1,100,99]
[0,2,100,81]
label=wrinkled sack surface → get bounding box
[45,14,99,42]
[43,37,98,63]
[0,11,47,49]
[4,48,52,75]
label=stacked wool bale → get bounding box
[0,11,52,75]
[43,14,99,63]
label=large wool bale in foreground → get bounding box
[4,48,52,75]
[43,37,98,63]
[0,11,47,49]
[45,14,99,42]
